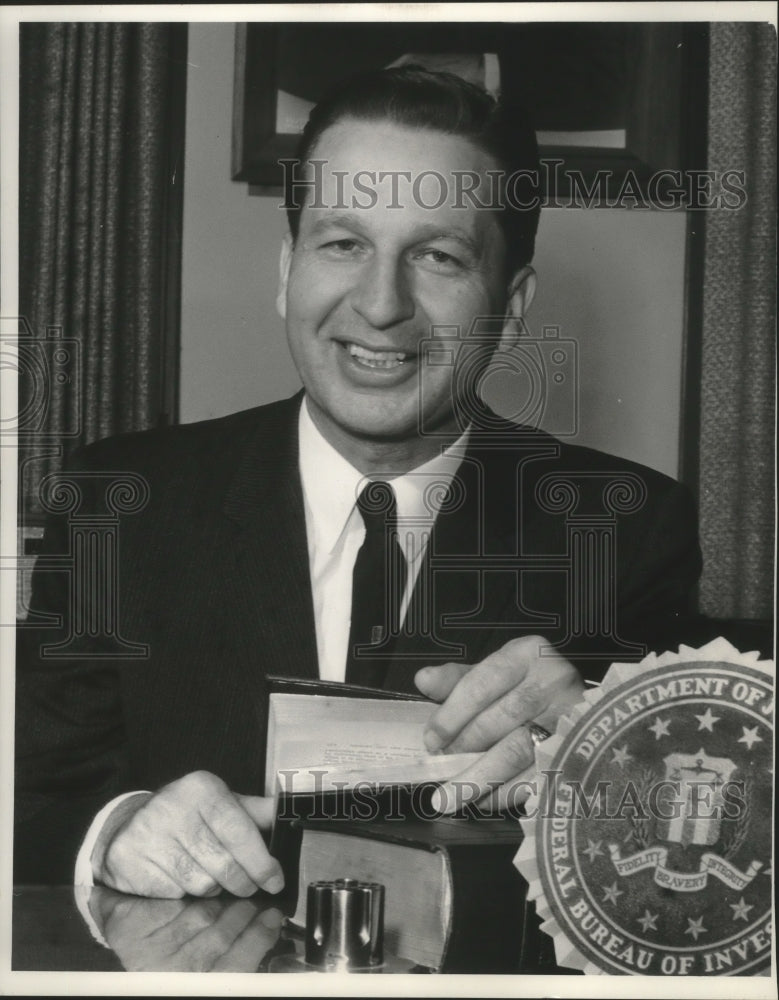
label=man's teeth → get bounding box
[347,343,409,368]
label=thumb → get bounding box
[235,793,275,831]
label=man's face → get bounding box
[277,119,513,461]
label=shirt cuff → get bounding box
[73,884,108,949]
[73,790,151,888]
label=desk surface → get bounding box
[12,885,300,973]
[12,884,571,975]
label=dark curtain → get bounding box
[19,22,186,519]
[696,22,776,620]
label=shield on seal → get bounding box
[658,748,737,847]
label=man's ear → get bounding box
[499,266,537,349]
[275,233,294,320]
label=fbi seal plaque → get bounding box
[514,639,773,975]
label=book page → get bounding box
[280,721,429,765]
[265,693,435,793]
[276,751,482,794]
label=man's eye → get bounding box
[419,249,462,270]
[322,239,360,254]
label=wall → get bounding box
[181,24,687,479]
[181,24,300,425]
[527,208,686,478]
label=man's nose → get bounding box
[349,256,415,330]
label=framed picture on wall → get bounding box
[232,21,708,201]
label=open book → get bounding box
[264,683,480,797]
[263,678,481,881]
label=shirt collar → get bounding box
[298,396,469,556]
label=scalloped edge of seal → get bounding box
[513,637,774,975]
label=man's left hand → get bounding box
[415,635,584,814]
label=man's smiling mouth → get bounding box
[344,342,413,370]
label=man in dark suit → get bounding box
[15,67,701,897]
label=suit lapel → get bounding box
[383,429,561,694]
[221,394,319,683]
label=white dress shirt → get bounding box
[75,395,469,895]
[298,397,469,681]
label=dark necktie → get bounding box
[344,481,408,687]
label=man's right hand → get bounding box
[92,771,283,898]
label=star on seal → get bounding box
[648,716,671,740]
[685,916,707,941]
[694,707,720,731]
[611,743,632,767]
[637,910,658,932]
[738,725,762,750]
[730,897,754,922]
[581,838,604,863]
[602,882,623,905]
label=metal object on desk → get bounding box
[269,878,409,973]
[305,878,384,970]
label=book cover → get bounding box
[289,815,529,973]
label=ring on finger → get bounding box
[528,722,552,746]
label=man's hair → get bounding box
[284,65,542,272]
